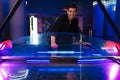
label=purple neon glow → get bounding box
[112,46,118,53]
[0,71,4,80]
[1,69,8,78]
[0,44,2,47]
[109,64,119,80]
[1,63,16,66]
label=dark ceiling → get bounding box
[26,0,95,16]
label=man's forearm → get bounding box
[51,35,56,43]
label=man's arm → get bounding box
[49,16,62,48]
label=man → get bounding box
[49,4,80,49]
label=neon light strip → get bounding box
[26,60,50,63]
[37,51,83,54]
[48,51,74,54]
[77,58,106,62]
[38,68,80,71]
[30,16,39,45]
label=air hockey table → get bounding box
[0,33,120,80]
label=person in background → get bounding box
[49,4,81,49]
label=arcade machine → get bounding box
[0,0,120,80]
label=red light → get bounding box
[105,41,120,50]
[105,40,120,54]
[0,40,13,55]
[1,40,13,48]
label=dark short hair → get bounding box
[67,4,77,11]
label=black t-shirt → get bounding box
[49,14,80,33]
[49,14,80,46]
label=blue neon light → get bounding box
[37,51,83,54]
[77,58,106,62]
[26,60,50,63]
[38,68,80,72]
[48,51,74,54]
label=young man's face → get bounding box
[67,8,77,21]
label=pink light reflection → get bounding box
[0,44,2,47]
[101,46,118,55]
[109,64,119,80]
[0,45,5,50]
[0,40,13,52]
[0,43,5,50]
[1,69,8,78]
[0,72,4,80]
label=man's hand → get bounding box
[51,35,58,48]
[51,42,58,49]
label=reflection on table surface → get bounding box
[1,33,119,57]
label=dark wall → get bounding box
[0,0,26,40]
[0,0,10,41]
[80,0,94,33]
[26,0,71,16]
[26,0,94,34]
